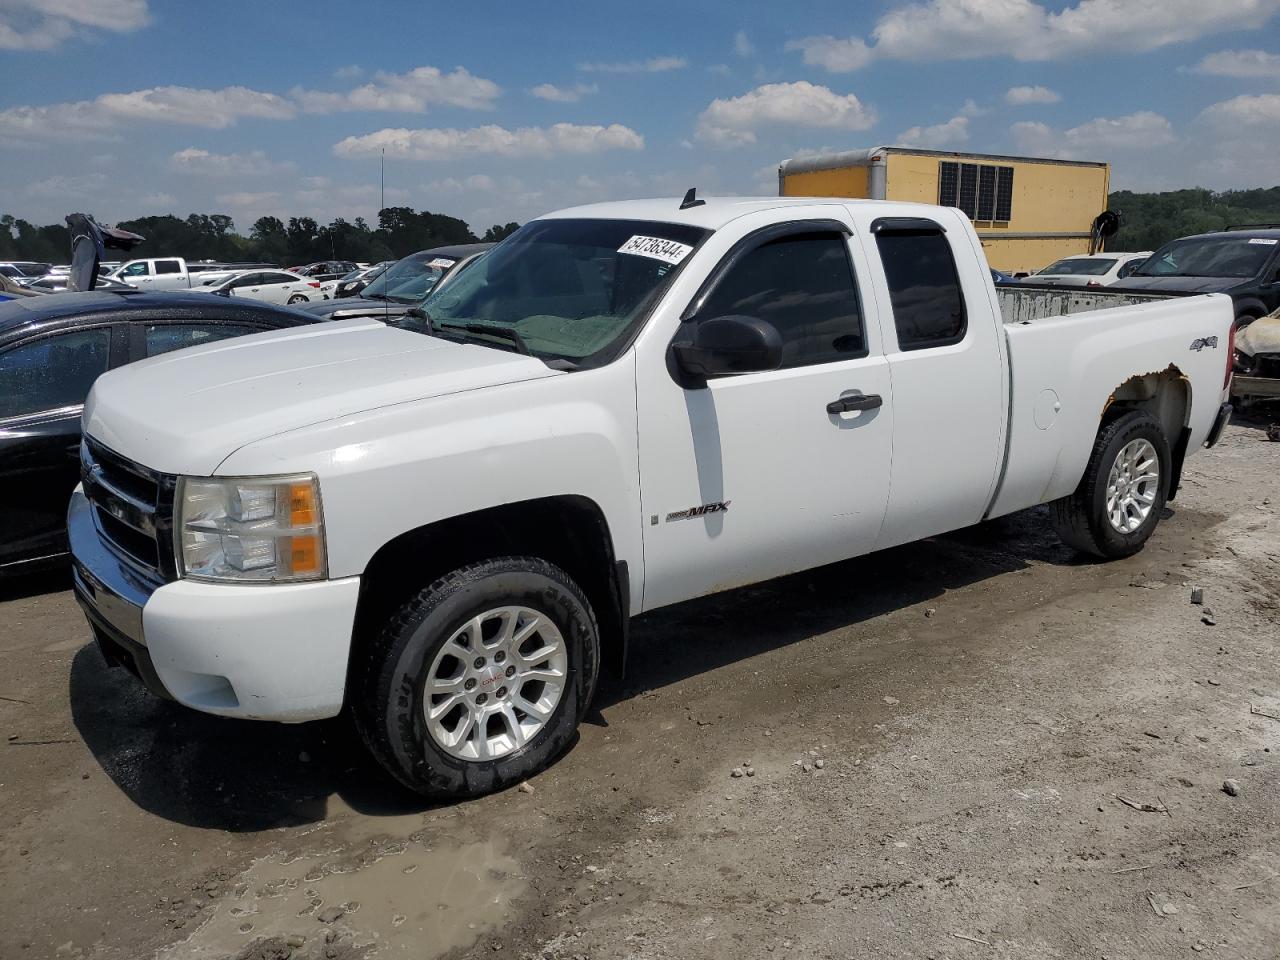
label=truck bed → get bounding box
[989,289,1234,520]
[998,285,1179,325]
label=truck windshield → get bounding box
[402,218,709,365]
[1133,236,1276,279]
[1038,257,1116,276]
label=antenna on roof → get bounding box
[679,188,705,211]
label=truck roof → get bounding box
[540,196,943,231]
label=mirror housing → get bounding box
[672,315,783,381]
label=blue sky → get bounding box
[2,0,1279,235]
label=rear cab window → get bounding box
[873,224,967,351]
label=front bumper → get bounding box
[69,487,360,722]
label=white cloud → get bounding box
[789,0,1280,68]
[1011,110,1174,158]
[0,84,295,142]
[293,65,500,113]
[528,82,597,103]
[696,81,877,147]
[734,31,754,57]
[0,0,149,50]
[959,98,988,117]
[334,122,645,161]
[424,174,501,193]
[99,85,295,126]
[897,115,969,148]
[25,172,106,197]
[785,35,874,72]
[138,191,175,207]
[215,191,281,209]
[1197,92,1280,128]
[1191,49,1280,79]
[333,64,363,79]
[170,147,295,176]
[579,56,687,73]
[1005,85,1061,105]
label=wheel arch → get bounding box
[1100,365,1191,499]
[351,495,629,689]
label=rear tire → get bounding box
[351,557,599,798]
[1050,410,1171,559]
[288,294,308,304]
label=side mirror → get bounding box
[671,315,783,381]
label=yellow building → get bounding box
[778,147,1111,274]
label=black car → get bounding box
[334,261,393,299]
[302,244,492,321]
[1119,226,1280,325]
[0,291,319,576]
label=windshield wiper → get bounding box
[439,321,531,356]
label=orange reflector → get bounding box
[289,482,317,526]
[289,535,320,575]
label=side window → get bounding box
[875,231,966,351]
[231,273,262,288]
[120,262,150,278]
[696,232,865,369]
[144,324,249,358]
[0,329,112,419]
[154,260,183,275]
[266,273,298,284]
[1117,259,1143,280]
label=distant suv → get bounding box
[1121,226,1280,326]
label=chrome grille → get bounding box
[81,438,177,583]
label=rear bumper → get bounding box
[1205,402,1233,449]
[69,486,360,722]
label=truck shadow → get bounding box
[67,503,1198,832]
[597,504,1079,712]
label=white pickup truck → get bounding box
[109,257,269,290]
[69,197,1235,798]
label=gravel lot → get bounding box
[1,416,1277,960]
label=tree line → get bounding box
[5,185,1280,266]
[0,208,522,266]
[1108,186,1280,252]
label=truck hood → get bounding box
[83,317,562,474]
[1117,275,1242,294]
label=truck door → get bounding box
[151,259,187,289]
[635,214,894,611]
[118,261,152,286]
[859,212,1007,549]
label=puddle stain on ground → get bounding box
[157,831,523,959]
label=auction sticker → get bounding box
[1247,238,1278,245]
[427,258,458,268]
[618,235,694,265]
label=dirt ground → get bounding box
[2,415,1278,960]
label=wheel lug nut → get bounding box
[494,651,506,664]
[476,692,488,705]
[473,657,485,669]
[505,665,516,678]
[497,687,507,699]
[464,678,477,691]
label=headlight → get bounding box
[177,474,326,583]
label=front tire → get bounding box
[1050,410,1171,559]
[352,557,599,798]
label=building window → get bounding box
[939,161,1014,223]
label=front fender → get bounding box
[215,356,643,608]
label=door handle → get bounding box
[827,393,883,415]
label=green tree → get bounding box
[482,222,520,242]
